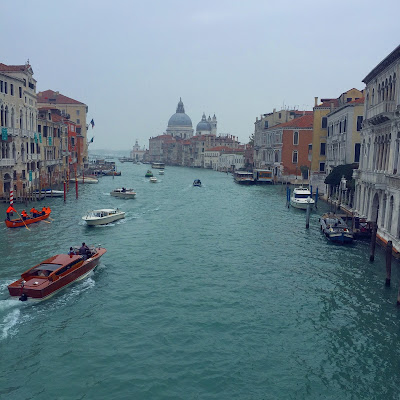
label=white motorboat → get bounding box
[33,189,64,197]
[110,188,136,199]
[290,186,315,209]
[70,176,99,184]
[158,169,164,175]
[82,208,125,226]
[150,177,158,183]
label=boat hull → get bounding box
[290,200,315,210]
[83,213,125,226]
[8,248,106,301]
[110,192,136,199]
[5,212,51,228]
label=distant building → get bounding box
[130,139,146,162]
[166,98,193,139]
[196,113,217,136]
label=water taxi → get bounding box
[8,246,107,301]
[290,187,315,209]
[110,188,136,199]
[159,169,165,175]
[150,177,158,183]
[193,179,202,187]
[82,208,125,226]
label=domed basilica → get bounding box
[166,98,217,138]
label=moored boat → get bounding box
[5,209,51,228]
[319,213,354,244]
[82,209,125,226]
[290,186,315,209]
[33,189,64,197]
[110,188,136,199]
[8,246,107,301]
[70,176,99,184]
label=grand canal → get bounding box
[1,163,400,399]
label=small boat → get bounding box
[193,179,202,187]
[8,246,107,301]
[33,189,64,197]
[104,170,121,176]
[70,176,99,184]
[159,169,164,175]
[5,210,51,228]
[152,162,165,169]
[234,171,255,184]
[290,186,315,209]
[319,213,354,244]
[145,170,153,177]
[110,188,136,199]
[82,208,125,226]
[150,177,158,183]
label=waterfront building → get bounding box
[37,90,89,170]
[353,45,400,251]
[325,97,364,173]
[0,62,38,201]
[130,139,146,162]
[166,98,193,139]
[310,89,363,194]
[218,149,245,172]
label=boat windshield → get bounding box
[295,194,311,199]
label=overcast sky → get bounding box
[1,0,399,152]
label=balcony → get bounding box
[44,159,60,166]
[28,154,40,161]
[366,101,397,125]
[0,158,15,167]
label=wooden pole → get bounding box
[64,181,66,202]
[370,222,377,262]
[306,201,311,229]
[385,240,392,287]
[75,167,78,199]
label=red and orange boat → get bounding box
[5,210,51,228]
[8,246,107,301]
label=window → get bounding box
[77,119,80,124]
[19,87,22,98]
[43,126,48,137]
[347,98,352,102]
[319,162,325,172]
[38,124,41,133]
[0,80,2,92]
[343,118,347,132]
[354,143,361,163]
[4,82,7,94]
[76,110,80,116]
[321,117,327,129]
[279,113,281,118]
[292,151,298,164]
[357,116,363,131]
[10,84,13,96]
[264,121,268,129]
[320,143,326,155]
[293,131,299,145]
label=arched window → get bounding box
[372,88,375,106]
[388,196,394,232]
[293,131,299,145]
[378,84,381,102]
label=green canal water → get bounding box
[1,164,400,399]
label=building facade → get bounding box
[354,45,400,251]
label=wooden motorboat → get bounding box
[82,208,125,226]
[290,186,315,209]
[5,210,51,228]
[145,170,153,177]
[150,177,158,183]
[33,189,64,197]
[319,213,354,244]
[193,179,202,187]
[8,246,107,301]
[110,188,136,199]
[70,176,99,184]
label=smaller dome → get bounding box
[196,113,211,131]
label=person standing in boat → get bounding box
[6,205,16,220]
[79,243,90,259]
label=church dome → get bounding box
[168,98,192,127]
[196,113,211,131]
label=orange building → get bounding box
[279,114,314,179]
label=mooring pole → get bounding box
[370,222,377,262]
[63,181,66,202]
[385,240,392,287]
[315,187,318,209]
[306,200,311,229]
[287,187,290,208]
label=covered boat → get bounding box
[82,208,125,226]
[234,171,255,184]
[319,213,354,244]
[290,186,315,209]
[8,246,107,301]
[110,188,136,199]
[145,170,153,177]
[5,209,51,228]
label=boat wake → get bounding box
[0,304,24,340]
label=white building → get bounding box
[130,139,146,161]
[165,98,193,139]
[354,45,400,251]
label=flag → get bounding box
[90,119,95,129]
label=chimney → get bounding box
[330,102,334,112]
[314,97,318,107]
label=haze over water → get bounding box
[1,163,400,399]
